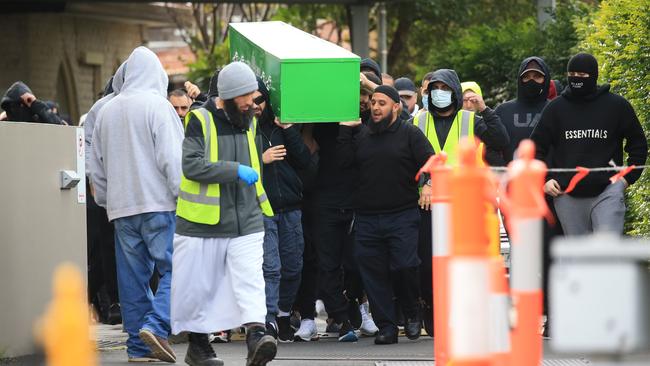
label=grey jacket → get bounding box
[175,101,264,238]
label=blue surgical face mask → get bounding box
[430,89,453,108]
[421,94,429,109]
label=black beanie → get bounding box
[567,53,598,79]
[374,85,400,104]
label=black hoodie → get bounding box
[418,69,509,166]
[256,78,312,212]
[495,57,551,163]
[531,84,648,197]
[1,81,62,124]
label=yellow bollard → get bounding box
[34,263,97,366]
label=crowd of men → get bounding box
[2,45,647,366]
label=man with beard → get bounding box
[1,81,62,124]
[171,61,277,366]
[338,85,434,345]
[252,77,312,342]
[413,68,509,336]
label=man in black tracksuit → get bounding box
[253,78,312,342]
[311,119,363,342]
[531,53,648,235]
[338,85,434,345]
[495,56,558,331]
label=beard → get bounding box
[368,111,393,134]
[224,99,255,130]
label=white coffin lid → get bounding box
[230,21,359,60]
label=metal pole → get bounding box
[378,2,387,72]
[537,0,556,26]
[349,4,369,58]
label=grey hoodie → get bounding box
[90,47,184,221]
[84,62,127,177]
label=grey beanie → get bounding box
[217,61,258,100]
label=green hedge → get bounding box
[579,0,650,236]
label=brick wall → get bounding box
[0,13,144,124]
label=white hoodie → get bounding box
[84,62,127,177]
[90,47,184,221]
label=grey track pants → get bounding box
[553,180,626,236]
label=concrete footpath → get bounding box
[95,321,610,366]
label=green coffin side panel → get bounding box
[229,21,360,123]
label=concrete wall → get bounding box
[0,123,87,357]
[0,13,144,124]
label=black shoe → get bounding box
[405,316,422,340]
[265,322,278,340]
[421,300,433,337]
[325,318,341,333]
[347,299,362,329]
[107,303,122,325]
[185,333,224,366]
[337,320,358,342]
[289,311,301,330]
[277,316,294,343]
[374,327,398,345]
[246,325,277,366]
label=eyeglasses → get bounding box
[253,95,265,105]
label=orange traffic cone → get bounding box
[448,139,491,366]
[507,140,548,366]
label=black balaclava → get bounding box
[520,60,545,100]
[567,53,598,97]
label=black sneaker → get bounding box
[337,320,358,342]
[421,300,433,337]
[405,316,422,340]
[265,322,278,340]
[277,316,294,343]
[246,325,277,366]
[325,318,341,333]
[107,303,122,325]
[347,299,362,329]
[289,311,301,330]
[185,333,224,366]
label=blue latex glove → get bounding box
[237,164,259,186]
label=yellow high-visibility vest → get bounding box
[176,108,273,225]
[414,109,485,166]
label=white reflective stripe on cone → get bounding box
[511,218,543,291]
[431,203,450,257]
[489,293,511,353]
[449,258,490,358]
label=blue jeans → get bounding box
[114,211,175,358]
[262,209,305,322]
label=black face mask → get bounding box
[368,111,393,134]
[224,99,254,130]
[521,80,544,100]
[6,103,34,122]
[568,76,597,97]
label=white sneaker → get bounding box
[293,319,319,342]
[359,302,379,336]
[315,299,327,317]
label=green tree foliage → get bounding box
[579,0,650,235]
[424,1,593,105]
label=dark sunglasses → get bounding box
[253,95,265,105]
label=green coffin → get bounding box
[228,21,360,123]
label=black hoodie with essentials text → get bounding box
[531,84,648,197]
